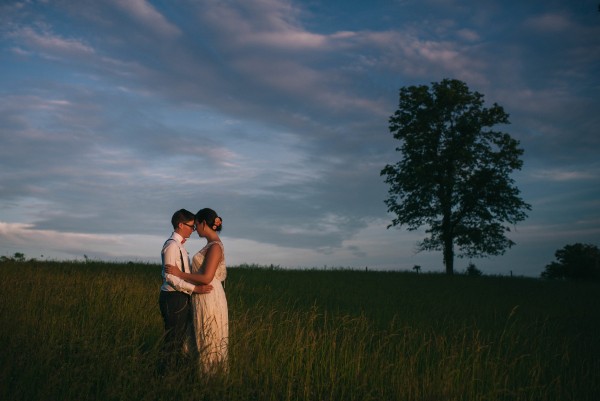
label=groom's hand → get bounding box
[194,284,213,294]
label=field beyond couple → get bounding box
[1,260,599,401]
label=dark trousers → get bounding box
[158,291,191,373]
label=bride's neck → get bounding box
[205,232,219,242]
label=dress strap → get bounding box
[207,240,223,249]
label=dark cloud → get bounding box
[0,0,598,276]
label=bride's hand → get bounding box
[165,264,183,277]
[194,284,213,294]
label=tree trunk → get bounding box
[443,235,454,275]
[441,187,454,275]
[442,208,454,275]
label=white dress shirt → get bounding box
[160,232,195,294]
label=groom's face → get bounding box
[181,219,195,238]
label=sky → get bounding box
[1,0,599,277]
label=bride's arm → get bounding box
[165,264,205,284]
[165,245,222,285]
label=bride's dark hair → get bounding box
[196,208,222,232]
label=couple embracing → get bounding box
[158,208,228,375]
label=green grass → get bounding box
[1,260,599,400]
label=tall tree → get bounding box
[381,79,531,274]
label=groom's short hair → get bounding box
[171,209,195,229]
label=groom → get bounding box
[158,208,212,374]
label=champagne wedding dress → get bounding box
[190,241,228,373]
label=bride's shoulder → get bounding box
[207,240,224,251]
[207,240,223,247]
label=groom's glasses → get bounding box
[183,222,196,230]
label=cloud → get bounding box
[110,0,181,38]
[456,28,480,42]
[200,0,316,48]
[507,221,600,243]
[0,221,150,260]
[525,12,572,33]
[12,26,95,57]
[530,168,597,182]
[0,0,598,277]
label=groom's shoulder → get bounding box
[162,237,179,253]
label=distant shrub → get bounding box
[541,243,600,280]
[465,262,483,277]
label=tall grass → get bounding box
[1,261,598,400]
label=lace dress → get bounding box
[190,241,228,373]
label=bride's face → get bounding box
[195,220,205,237]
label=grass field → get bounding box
[1,260,599,401]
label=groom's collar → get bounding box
[172,231,186,245]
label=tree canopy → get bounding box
[381,79,531,274]
[541,243,600,280]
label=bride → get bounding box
[166,208,228,373]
